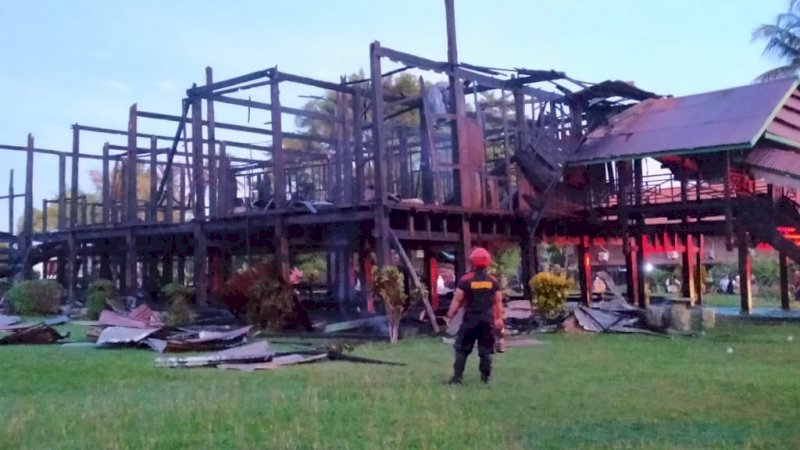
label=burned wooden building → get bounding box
[2,1,800,318]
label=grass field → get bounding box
[700,292,783,308]
[3,320,800,449]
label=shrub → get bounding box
[86,279,118,320]
[374,266,412,343]
[7,279,64,315]
[530,272,571,320]
[167,296,195,326]
[247,278,295,330]
[162,283,196,326]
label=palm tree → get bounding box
[753,0,800,82]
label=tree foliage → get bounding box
[753,0,800,81]
[373,266,410,343]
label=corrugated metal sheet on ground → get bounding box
[570,78,797,164]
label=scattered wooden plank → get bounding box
[218,353,328,372]
[155,341,274,368]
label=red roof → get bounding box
[570,78,798,165]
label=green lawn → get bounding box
[3,321,800,449]
[701,292,784,308]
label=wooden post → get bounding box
[194,225,208,306]
[271,75,286,209]
[125,227,137,294]
[22,134,34,279]
[179,167,187,223]
[191,95,205,219]
[353,89,365,202]
[361,245,375,314]
[696,234,705,305]
[56,155,66,229]
[577,236,592,306]
[271,73,289,280]
[162,253,173,285]
[68,233,77,299]
[456,216,470,277]
[520,233,537,299]
[189,89,207,300]
[124,106,139,294]
[216,143,227,214]
[780,252,790,310]
[149,136,158,221]
[637,234,648,308]
[398,127,410,198]
[41,199,48,233]
[625,237,640,306]
[177,255,186,285]
[341,83,353,204]
[125,107,137,223]
[418,78,438,205]
[738,228,752,313]
[7,169,13,235]
[427,249,439,310]
[370,42,390,266]
[445,0,463,206]
[165,162,174,223]
[681,234,696,304]
[206,67,218,216]
[101,144,110,224]
[724,152,734,251]
[333,88,345,203]
[99,242,111,281]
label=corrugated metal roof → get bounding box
[746,146,800,181]
[570,78,798,165]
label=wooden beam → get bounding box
[191,96,205,219]
[695,234,704,306]
[724,151,733,251]
[58,154,67,229]
[136,110,336,145]
[101,144,110,225]
[7,169,13,235]
[374,45,560,102]
[68,232,77,299]
[0,143,104,160]
[22,134,34,278]
[681,234,696,304]
[738,228,752,313]
[149,136,158,221]
[199,94,342,123]
[577,236,592,306]
[179,167,187,223]
[206,67,218,216]
[271,74,286,210]
[125,106,138,224]
[398,128,410,197]
[187,69,271,95]
[353,89,365,201]
[389,230,439,333]
[342,88,354,203]
[278,71,355,94]
[780,252,790,310]
[194,224,208,306]
[370,42,390,266]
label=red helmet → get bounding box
[469,247,491,269]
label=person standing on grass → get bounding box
[445,247,504,385]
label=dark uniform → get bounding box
[452,269,500,383]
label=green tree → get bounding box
[17,191,101,233]
[753,0,800,81]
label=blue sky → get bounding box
[0,0,788,230]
